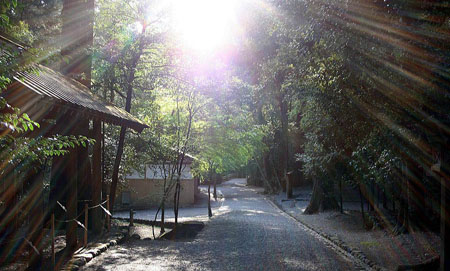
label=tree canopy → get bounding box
[1,0,449,239]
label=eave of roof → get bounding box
[1,33,147,132]
[13,65,148,132]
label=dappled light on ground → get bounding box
[82,179,358,270]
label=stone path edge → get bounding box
[113,216,177,228]
[61,231,127,271]
[266,196,385,271]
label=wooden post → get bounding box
[441,176,450,271]
[51,214,55,271]
[66,163,78,253]
[66,145,78,252]
[130,209,134,227]
[286,171,293,199]
[92,120,102,234]
[339,178,344,214]
[28,167,44,270]
[106,195,111,232]
[84,204,88,247]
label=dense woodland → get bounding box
[0,0,449,269]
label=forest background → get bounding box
[1,0,449,236]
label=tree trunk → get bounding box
[304,177,324,214]
[109,33,146,210]
[213,177,217,200]
[208,183,212,218]
[160,179,167,234]
[256,158,275,193]
[376,184,380,209]
[304,176,338,214]
[174,180,180,224]
[395,166,409,234]
[263,152,275,192]
[369,181,375,212]
[160,201,165,234]
[109,127,126,210]
[359,185,366,228]
[173,104,194,225]
[60,0,94,86]
[276,92,289,193]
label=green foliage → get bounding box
[228,0,449,214]
[0,0,16,29]
[1,0,95,178]
[5,0,446,220]
[0,107,95,176]
[2,134,94,165]
[350,130,401,189]
[90,0,270,187]
[92,0,166,182]
[194,114,267,178]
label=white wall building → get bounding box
[119,155,198,208]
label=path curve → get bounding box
[82,179,360,271]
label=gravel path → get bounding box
[81,179,359,271]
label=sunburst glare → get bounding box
[170,0,238,53]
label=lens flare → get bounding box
[170,0,238,53]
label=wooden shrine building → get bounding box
[0,34,147,267]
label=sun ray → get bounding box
[169,0,238,53]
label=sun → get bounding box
[170,0,238,53]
